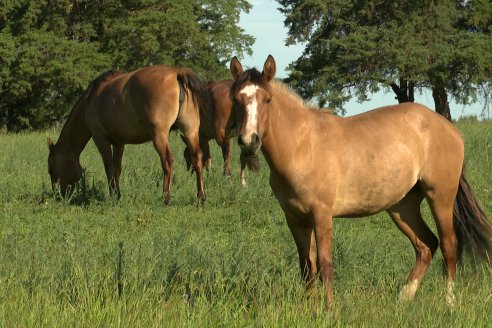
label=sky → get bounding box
[238,1,485,118]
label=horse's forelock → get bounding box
[231,68,271,97]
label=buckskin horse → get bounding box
[48,65,207,205]
[182,79,249,186]
[229,55,492,308]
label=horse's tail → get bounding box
[176,69,210,116]
[453,165,492,264]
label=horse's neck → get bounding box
[56,97,92,156]
[261,98,315,173]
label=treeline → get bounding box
[278,0,492,119]
[0,0,253,131]
[2,1,491,131]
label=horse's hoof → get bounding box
[197,193,206,208]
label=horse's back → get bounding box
[86,65,186,144]
[341,103,463,153]
[329,103,464,216]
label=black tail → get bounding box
[453,166,492,264]
[176,69,210,116]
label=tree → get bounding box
[277,0,492,119]
[0,0,253,131]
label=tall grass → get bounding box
[0,123,491,327]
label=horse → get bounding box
[47,65,208,205]
[182,79,249,186]
[229,55,492,309]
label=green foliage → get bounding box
[0,0,253,131]
[278,0,492,116]
[0,125,491,326]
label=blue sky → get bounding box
[238,1,484,118]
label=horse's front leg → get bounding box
[285,214,318,290]
[215,130,231,177]
[220,137,232,177]
[112,144,125,199]
[93,135,118,198]
[239,154,247,187]
[313,209,334,310]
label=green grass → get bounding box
[1,123,491,327]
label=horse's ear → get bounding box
[230,56,243,81]
[262,55,276,82]
[47,137,55,152]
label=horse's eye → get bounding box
[265,98,272,104]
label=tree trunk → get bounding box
[432,80,452,121]
[390,79,415,103]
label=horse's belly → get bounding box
[104,108,152,144]
[110,126,151,144]
[332,167,419,218]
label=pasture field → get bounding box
[1,121,491,327]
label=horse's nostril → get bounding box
[252,133,260,146]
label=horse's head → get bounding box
[229,55,276,167]
[47,138,82,197]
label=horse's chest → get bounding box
[269,174,315,218]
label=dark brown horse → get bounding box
[229,55,492,308]
[48,65,207,204]
[183,80,249,185]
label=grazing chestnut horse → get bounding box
[229,55,492,308]
[48,65,207,204]
[182,80,249,185]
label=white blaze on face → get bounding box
[239,84,259,144]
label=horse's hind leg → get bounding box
[200,136,211,172]
[182,130,205,205]
[424,185,459,306]
[112,144,124,199]
[387,187,439,302]
[152,130,173,205]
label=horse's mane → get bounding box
[270,80,319,111]
[55,70,124,143]
[86,70,124,99]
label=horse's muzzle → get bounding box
[238,133,261,155]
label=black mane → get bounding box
[230,68,271,96]
[87,70,123,99]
